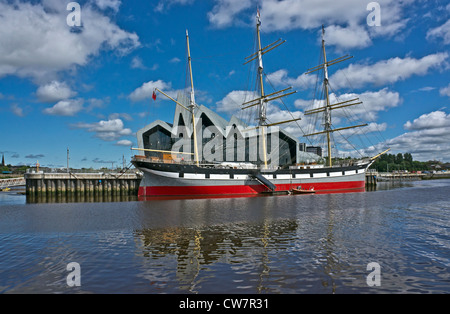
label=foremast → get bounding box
[304,26,368,167]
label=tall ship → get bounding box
[131,12,388,198]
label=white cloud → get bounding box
[266,69,315,90]
[338,122,387,137]
[296,88,400,115]
[294,89,399,147]
[266,106,307,137]
[384,127,450,162]
[332,88,401,121]
[440,83,450,97]
[260,0,365,30]
[131,57,146,69]
[418,86,436,92]
[36,81,77,102]
[129,80,173,102]
[214,89,312,138]
[43,99,84,116]
[130,57,158,71]
[215,90,258,114]
[363,110,450,162]
[72,118,132,141]
[268,55,446,99]
[427,20,450,45]
[154,0,195,12]
[116,139,133,146]
[324,25,372,50]
[10,104,24,117]
[169,57,181,63]
[208,0,253,28]
[109,112,133,121]
[330,53,449,89]
[0,1,140,81]
[208,0,409,32]
[404,111,450,131]
[207,0,413,50]
[94,0,122,12]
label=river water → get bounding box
[0,180,449,294]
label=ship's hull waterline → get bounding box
[132,159,370,198]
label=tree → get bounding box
[404,153,413,163]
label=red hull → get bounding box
[138,180,365,198]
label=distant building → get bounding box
[299,143,307,152]
[306,146,322,157]
[136,92,323,167]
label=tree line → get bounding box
[370,153,433,172]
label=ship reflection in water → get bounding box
[135,221,297,293]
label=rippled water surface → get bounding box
[0,180,449,293]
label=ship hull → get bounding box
[132,160,370,198]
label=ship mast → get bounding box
[304,25,367,167]
[242,9,299,169]
[186,30,200,166]
[186,29,196,108]
[322,26,332,168]
[256,11,266,126]
[256,10,268,169]
[152,30,200,166]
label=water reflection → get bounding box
[2,180,449,293]
[26,193,138,204]
[134,219,299,293]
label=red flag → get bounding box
[152,90,156,101]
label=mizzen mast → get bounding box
[304,26,367,167]
[185,29,200,166]
[186,29,196,109]
[153,30,200,166]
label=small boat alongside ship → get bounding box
[131,11,389,198]
[291,186,316,195]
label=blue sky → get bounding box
[0,0,449,169]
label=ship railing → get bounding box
[132,155,271,170]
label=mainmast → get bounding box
[304,25,367,167]
[321,26,333,168]
[242,9,299,169]
[256,10,266,125]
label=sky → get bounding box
[0,0,449,169]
